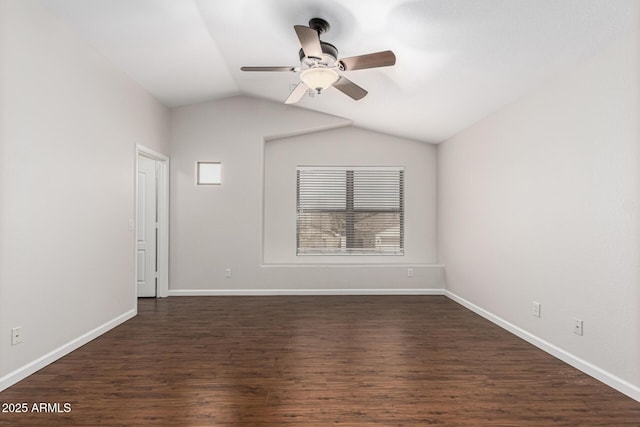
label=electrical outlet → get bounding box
[225,268,231,278]
[11,327,22,346]
[573,318,583,336]
[407,268,414,278]
[532,301,541,318]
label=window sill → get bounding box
[260,263,445,268]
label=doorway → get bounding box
[135,145,169,298]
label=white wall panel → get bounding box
[264,127,437,264]
[0,0,169,388]
[438,29,640,397]
[170,96,444,291]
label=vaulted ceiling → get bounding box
[36,0,639,143]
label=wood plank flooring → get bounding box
[1,296,639,426]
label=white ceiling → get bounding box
[37,0,639,143]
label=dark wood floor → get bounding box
[1,296,639,426]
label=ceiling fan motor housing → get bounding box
[298,41,338,62]
[308,18,330,34]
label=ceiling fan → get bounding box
[240,18,396,104]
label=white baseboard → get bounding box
[444,290,640,402]
[0,308,136,392]
[168,288,446,296]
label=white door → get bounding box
[137,155,158,297]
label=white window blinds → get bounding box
[296,166,404,255]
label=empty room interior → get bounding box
[1,0,640,425]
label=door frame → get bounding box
[135,144,169,298]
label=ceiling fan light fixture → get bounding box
[300,68,339,93]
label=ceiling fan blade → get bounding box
[333,76,368,101]
[285,82,309,104]
[339,50,396,71]
[294,25,323,59]
[240,66,297,72]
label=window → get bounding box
[197,162,221,185]
[296,166,404,255]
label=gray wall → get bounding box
[438,30,640,398]
[0,0,169,389]
[169,96,444,294]
[264,126,437,264]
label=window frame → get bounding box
[296,166,405,256]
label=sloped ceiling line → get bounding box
[36,0,640,143]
